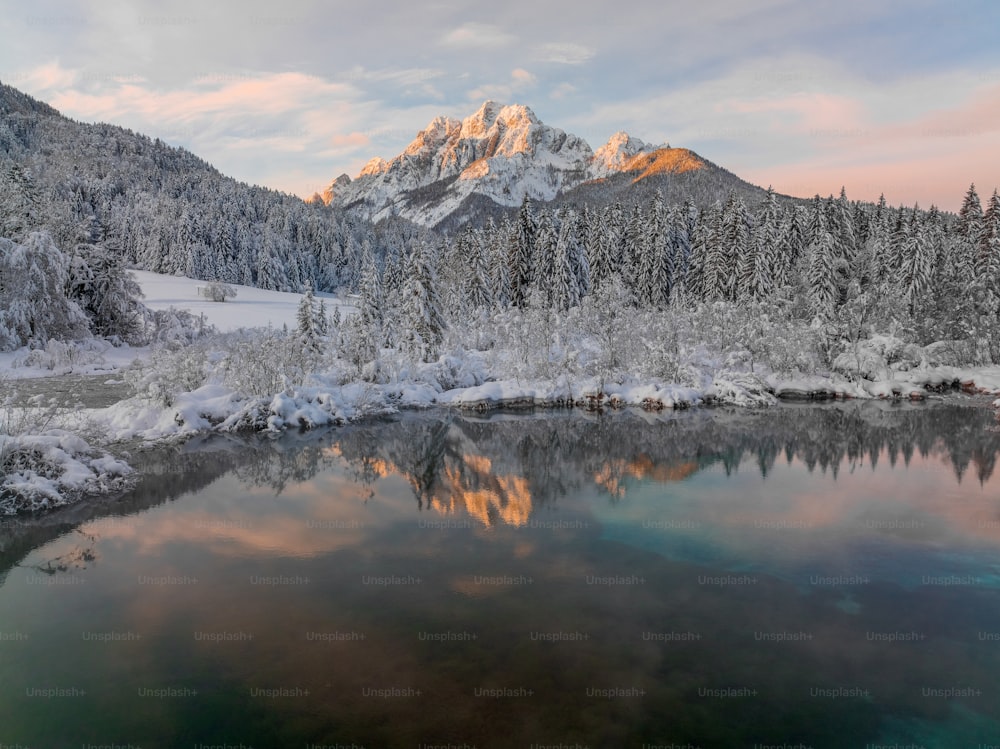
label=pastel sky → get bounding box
[1,0,998,210]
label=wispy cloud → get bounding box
[441,22,515,49]
[535,42,594,65]
[550,82,577,100]
[467,68,537,103]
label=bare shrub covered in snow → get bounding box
[13,339,109,372]
[125,343,210,406]
[219,329,321,396]
[203,282,237,303]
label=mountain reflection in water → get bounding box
[1,400,999,748]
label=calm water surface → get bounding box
[2,401,1000,748]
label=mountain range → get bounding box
[323,101,779,229]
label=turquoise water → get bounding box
[1,401,999,747]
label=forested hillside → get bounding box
[0,81,422,295]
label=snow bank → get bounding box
[0,430,132,515]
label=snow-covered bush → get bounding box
[204,281,237,302]
[145,307,213,345]
[13,338,109,372]
[125,343,209,406]
[218,330,318,396]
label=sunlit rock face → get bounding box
[322,101,687,226]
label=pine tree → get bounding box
[668,201,694,295]
[637,194,671,308]
[983,193,1000,297]
[68,240,146,342]
[297,280,321,353]
[382,244,404,316]
[598,202,626,289]
[553,209,585,311]
[713,191,751,301]
[749,186,780,299]
[465,228,493,311]
[0,163,41,241]
[533,209,558,307]
[685,203,719,299]
[358,241,384,344]
[510,196,536,307]
[401,243,446,362]
[982,190,1000,267]
[583,206,610,291]
[621,204,645,295]
[831,186,857,262]
[957,184,985,247]
[488,219,512,311]
[806,215,838,321]
[900,210,933,318]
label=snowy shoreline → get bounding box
[4,364,1000,518]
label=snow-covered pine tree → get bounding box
[316,298,330,338]
[715,191,751,301]
[806,214,839,321]
[981,189,1000,268]
[68,240,146,342]
[401,242,446,362]
[510,196,536,308]
[621,204,645,296]
[0,162,41,241]
[899,207,934,318]
[465,227,493,312]
[598,202,626,290]
[487,218,512,311]
[983,192,1000,297]
[358,241,384,345]
[668,202,694,296]
[749,186,780,299]
[684,202,719,299]
[553,209,585,311]
[957,184,985,247]
[583,206,609,291]
[533,209,558,307]
[831,186,857,262]
[637,194,671,308]
[297,280,322,353]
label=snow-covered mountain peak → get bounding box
[322,102,702,226]
[592,131,653,175]
[401,115,461,161]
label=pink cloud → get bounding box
[726,82,1000,209]
[330,132,370,149]
[726,92,866,135]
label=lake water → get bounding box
[2,401,1000,748]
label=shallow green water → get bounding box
[2,401,1000,748]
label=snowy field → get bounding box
[130,270,344,332]
[0,271,351,380]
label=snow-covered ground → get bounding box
[130,270,344,332]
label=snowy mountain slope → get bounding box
[323,101,777,228]
[0,80,381,294]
